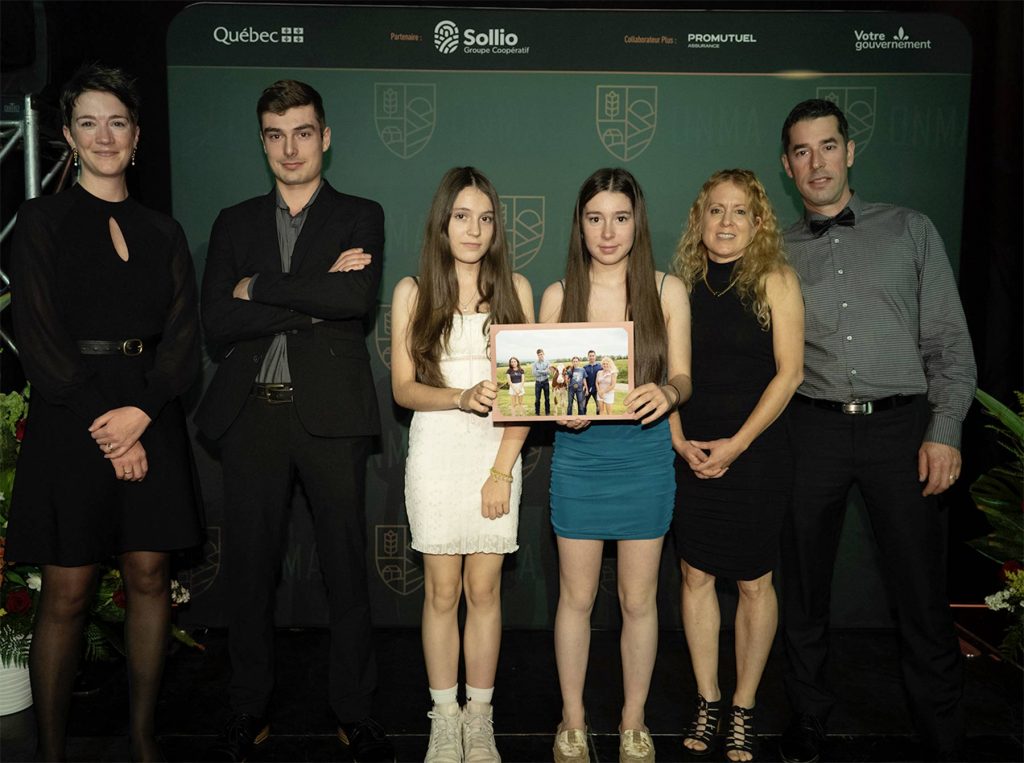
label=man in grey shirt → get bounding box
[533,348,550,415]
[777,99,975,763]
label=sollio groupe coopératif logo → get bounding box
[433,19,529,55]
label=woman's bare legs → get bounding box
[728,571,777,762]
[553,537,603,729]
[680,561,722,752]
[617,538,663,731]
[462,553,505,690]
[421,554,464,692]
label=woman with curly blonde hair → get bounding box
[669,169,804,762]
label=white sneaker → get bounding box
[425,702,462,763]
[462,702,501,762]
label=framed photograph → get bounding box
[489,322,635,422]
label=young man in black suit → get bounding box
[197,80,392,762]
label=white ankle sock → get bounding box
[464,684,494,704]
[429,685,458,706]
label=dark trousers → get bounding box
[584,389,599,414]
[567,384,586,415]
[219,397,376,721]
[535,380,550,415]
[781,396,964,752]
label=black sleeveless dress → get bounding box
[6,184,204,565]
[671,258,792,580]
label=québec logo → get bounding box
[434,20,460,54]
[213,25,304,46]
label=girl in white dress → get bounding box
[391,167,534,762]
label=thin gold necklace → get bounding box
[458,296,477,313]
[702,271,739,298]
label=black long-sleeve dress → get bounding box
[6,184,203,565]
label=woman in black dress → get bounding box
[670,170,803,761]
[6,64,202,761]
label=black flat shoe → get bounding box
[337,717,395,762]
[779,712,824,763]
[204,713,270,762]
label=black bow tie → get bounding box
[808,206,856,237]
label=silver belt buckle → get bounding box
[121,338,144,356]
[841,400,872,415]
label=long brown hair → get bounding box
[672,169,786,329]
[409,167,526,387]
[559,168,667,386]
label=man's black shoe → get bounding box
[204,713,270,762]
[779,713,825,763]
[337,717,395,762]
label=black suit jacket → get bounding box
[196,181,384,441]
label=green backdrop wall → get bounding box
[166,5,971,629]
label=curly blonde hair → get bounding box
[672,169,786,329]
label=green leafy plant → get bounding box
[969,389,1024,660]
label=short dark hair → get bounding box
[257,80,326,132]
[536,349,543,354]
[781,98,849,152]
[60,63,140,127]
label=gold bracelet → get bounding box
[455,388,467,411]
[489,467,513,483]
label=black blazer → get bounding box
[195,181,384,441]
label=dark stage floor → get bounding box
[1,627,1021,762]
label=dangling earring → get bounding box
[131,148,136,167]
[72,148,78,167]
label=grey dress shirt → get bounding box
[783,192,976,448]
[253,182,324,384]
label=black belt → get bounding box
[251,383,294,404]
[795,394,917,415]
[77,336,158,356]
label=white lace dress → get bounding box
[405,312,522,555]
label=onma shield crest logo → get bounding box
[596,86,657,161]
[375,83,436,159]
[374,303,391,369]
[375,524,423,595]
[179,526,220,599]
[817,86,876,153]
[500,196,545,271]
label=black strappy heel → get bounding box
[683,693,721,757]
[725,705,757,761]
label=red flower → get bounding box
[1001,560,1023,581]
[112,589,127,608]
[14,418,25,442]
[5,588,31,614]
